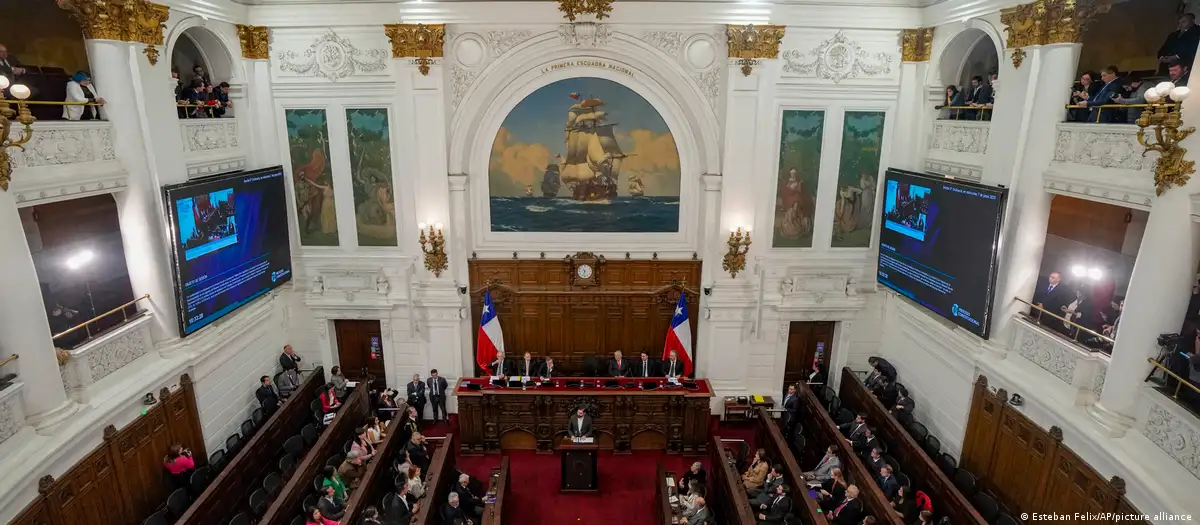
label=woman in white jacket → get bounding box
[63,71,105,120]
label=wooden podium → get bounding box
[559,440,599,492]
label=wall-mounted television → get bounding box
[876,168,1007,339]
[163,166,293,336]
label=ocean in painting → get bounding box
[490,196,679,232]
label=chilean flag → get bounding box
[662,294,694,376]
[476,290,505,373]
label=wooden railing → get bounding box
[655,462,676,525]
[341,404,413,523]
[796,382,902,525]
[481,456,510,525]
[754,407,830,525]
[414,433,457,525]
[260,386,370,525]
[178,367,326,525]
[839,368,987,525]
[709,436,757,525]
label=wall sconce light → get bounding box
[418,221,448,277]
[1137,82,1195,195]
[722,226,752,278]
[0,75,36,192]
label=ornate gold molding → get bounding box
[58,0,169,64]
[726,24,786,76]
[384,24,445,76]
[1001,0,1109,67]
[236,24,270,60]
[558,0,613,22]
[900,28,935,62]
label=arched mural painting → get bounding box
[488,77,682,233]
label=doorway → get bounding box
[333,319,387,389]
[783,321,834,391]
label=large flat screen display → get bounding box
[164,166,293,336]
[876,168,1007,339]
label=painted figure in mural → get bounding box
[353,166,396,239]
[305,177,338,235]
[778,168,814,239]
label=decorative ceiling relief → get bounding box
[781,31,893,83]
[277,29,388,81]
[448,29,544,111]
[486,30,536,56]
[559,22,611,47]
[641,31,688,57]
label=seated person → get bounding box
[677,462,707,491]
[676,496,709,525]
[359,506,384,525]
[805,445,841,482]
[442,492,474,525]
[488,350,509,377]
[320,383,342,413]
[680,482,706,518]
[852,428,879,453]
[633,351,657,378]
[755,484,792,525]
[874,377,899,408]
[162,444,195,488]
[351,426,377,462]
[567,407,593,438]
[864,448,886,474]
[256,375,280,412]
[839,414,868,441]
[306,505,338,525]
[750,465,785,502]
[662,350,685,378]
[538,356,558,379]
[741,448,770,492]
[891,485,918,524]
[338,450,367,488]
[317,484,346,521]
[453,473,485,520]
[609,350,630,377]
[277,367,301,399]
[818,468,848,512]
[365,416,386,445]
[516,351,539,377]
[407,432,430,472]
[383,481,419,524]
[830,485,863,525]
[405,464,426,499]
[891,387,914,417]
[322,465,349,502]
[877,465,899,499]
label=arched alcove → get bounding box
[936,25,1001,89]
[165,19,239,85]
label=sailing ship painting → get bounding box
[489,77,681,232]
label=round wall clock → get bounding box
[576,264,594,279]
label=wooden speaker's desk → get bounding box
[455,377,713,454]
[559,439,599,492]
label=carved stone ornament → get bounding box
[558,0,613,22]
[384,24,446,76]
[277,29,388,82]
[900,28,934,62]
[236,24,270,60]
[560,22,612,48]
[781,31,893,83]
[1002,0,1111,67]
[726,24,786,76]
[58,0,169,64]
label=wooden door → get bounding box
[334,320,386,388]
[783,321,834,390]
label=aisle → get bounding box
[457,450,700,525]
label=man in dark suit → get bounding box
[839,414,868,440]
[829,485,863,525]
[407,373,426,422]
[517,351,538,377]
[568,407,593,438]
[781,384,799,437]
[609,350,629,377]
[662,350,684,378]
[875,377,899,408]
[852,428,878,454]
[1079,66,1125,123]
[756,484,792,525]
[1032,271,1072,333]
[537,357,557,379]
[878,465,899,499]
[427,369,449,423]
[0,44,24,91]
[383,482,418,525]
[256,375,280,412]
[442,492,473,525]
[634,351,656,378]
[1159,13,1200,75]
[675,497,710,525]
[964,75,992,119]
[864,448,886,473]
[318,485,346,520]
[407,432,430,472]
[892,387,915,417]
[454,473,485,520]
[490,350,509,377]
[750,464,785,500]
[279,344,302,371]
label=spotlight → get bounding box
[1071,265,1086,277]
[1087,267,1103,280]
[65,249,95,270]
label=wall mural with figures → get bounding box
[772,110,825,248]
[285,109,339,246]
[488,77,681,233]
[346,108,398,247]
[831,111,885,248]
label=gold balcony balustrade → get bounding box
[52,294,151,343]
[1013,296,1115,348]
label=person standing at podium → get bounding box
[518,351,538,377]
[568,407,593,438]
[609,350,629,377]
[635,352,656,378]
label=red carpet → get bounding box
[414,416,760,525]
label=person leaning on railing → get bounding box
[935,85,965,119]
[64,71,105,121]
[1116,76,1152,124]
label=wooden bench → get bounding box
[340,407,414,523]
[709,436,757,525]
[754,407,830,525]
[177,367,326,525]
[655,462,677,525]
[839,368,988,525]
[414,434,457,525]
[260,385,371,525]
[795,382,903,525]
[481,456,510,525]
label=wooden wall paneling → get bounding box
[467,258,701,376]
[177,367,327,525]
[754,408,829,525]
[708,436,757,525]
[960,376,1003,477]
[796,382,903,525]
[8,495,52,525]
[481,456,510,525]
[176,374,208,462]
[838,368,986,525]
[260,386,370,525]
[44,446,127,525]
[414,435,457,525]
[986,412,1059,515]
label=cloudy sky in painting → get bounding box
[488,77,680,197]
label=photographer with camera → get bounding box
[163,444,195,489]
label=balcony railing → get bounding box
[179,116,244,177]
[1008,310,1110,404]
[58,309,155,402]
[6,111,125,206]
[52,294,150,345]
[926,116,990,181]
[935,105,993,121]
[1046,120,1156,209]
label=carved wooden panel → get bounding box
[8,497,51,525]
[468,258,701,375]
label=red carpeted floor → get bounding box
[417,416,760,525]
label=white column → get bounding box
[87,39,183,342]
[0,190,78,432]
[694,173,722,380]
[987,44,1082,341]
[893,60,932,170]
[245,60,281,168]
[448,173,474,378]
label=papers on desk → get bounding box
[346,381,359,388]
[572,436,595,444]
[669,496,679,504]
[322,413,336,425]
[666,477,676,487]
[667,377,680,385]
